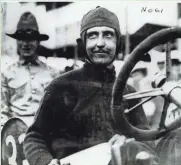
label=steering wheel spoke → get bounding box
[123,88,164,100]
[125,96,154,114]
[159,100,170,130]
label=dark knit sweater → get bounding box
[23,63,149,165]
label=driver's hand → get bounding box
[108,134,135,147]
[109,134,135,165]
[48,159,71,165]
[48,159,60,165]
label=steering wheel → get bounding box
[111,27,181,141]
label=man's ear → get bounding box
[117,36,124,53]
[76,38,84,46]
[76,38,87,58]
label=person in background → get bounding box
[156,50,181,81]
[127,52,151,91]
[157,58,165,73]
[129,61,149,91]
[24,7,158,165]
[1,12,59,127]
[164,51,181,125]
[129,61,156,126]
[153,50,181,127]
[170,51,181,82]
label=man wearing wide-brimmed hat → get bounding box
[1,12,59,127]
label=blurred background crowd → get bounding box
[1,1,181,129]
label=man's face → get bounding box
[17,40,39,57]
[171,62,181,81]
[131,70,145,82]
[157,62,165,71]
[86,26,117,65]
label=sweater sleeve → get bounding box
[23,90,54,165]
[23,74,78,165]
[23,73,72,165]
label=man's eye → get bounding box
[87,33,97,39]
[104,32,113,38]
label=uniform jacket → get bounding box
[24,62,149,165]
[1,57,59,118]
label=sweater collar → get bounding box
[83,61,116,83]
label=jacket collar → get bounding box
[18,55,41,66]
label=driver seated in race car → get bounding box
[23,6,158,165]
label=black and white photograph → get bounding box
[1,1,181,165]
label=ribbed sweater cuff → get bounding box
[33,151,53,165]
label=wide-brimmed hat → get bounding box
[6,12,49,41]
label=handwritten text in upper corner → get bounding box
[141,7,163,13]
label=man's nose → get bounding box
[96,36,105,48]
[22,41,29,46]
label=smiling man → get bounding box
[24,7,157,165]
[1,12,59,127]
[85,26,117,65]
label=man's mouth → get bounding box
[22,49,31,52]
[94,50,108,53]
[94,52,108,58]
[95,53,106,57]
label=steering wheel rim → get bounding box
[111,27,181,141]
